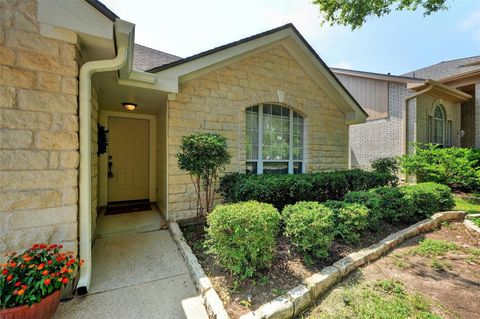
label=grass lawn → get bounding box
[454,196,480,214]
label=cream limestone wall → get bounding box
[0,1,79,255]
[167,45,349,220]
[416,94,461,146]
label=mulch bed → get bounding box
[181,222,405,318]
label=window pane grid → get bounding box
[246,105,304,174]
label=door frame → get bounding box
[98,111,156,206]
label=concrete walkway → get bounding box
[55,220,205,318]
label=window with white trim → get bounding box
[246,104,304,174]
[432,105,445,146]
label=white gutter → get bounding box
[402,84,434,155]
[77,46,128,294]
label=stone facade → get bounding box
[167,45,350,220]
[476,81,480,148]
[349,82,407,168]
[0,1,79,255]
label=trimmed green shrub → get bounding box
[371,157,399,175]
[373,182,454,223]
[324,200,371,243]
[400,144,480,191]
[283,202,335,258]
[205,201,280,279]
[343,191,383,230]
[219,170,397,210]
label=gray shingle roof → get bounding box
[133,44,182,71]
[403,55,480,80]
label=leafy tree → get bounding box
[177,133,231,218]
[313,0,449,29]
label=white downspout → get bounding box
[76,46,128,294]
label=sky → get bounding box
[100,0,480,75]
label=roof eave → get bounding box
[409,79,472,103]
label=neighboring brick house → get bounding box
[0,0,367,292]
[332,57,478,169]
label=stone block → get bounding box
[17,89,77,113]
[34,131,78,150]
[59,151,79,168]
[0,169,78,191]
[251,295,294,319]
[432,211,466,223]
[13,10,38,32]
[0,129,32,149]
[50,222,77,242]
[5,29,59,56]
[37,72,61,92]
[203,289,230,319]
[0,46,15,65]
[0,149,49,170]
[0,225,54,253]
[9,205,77,229]
[0,86,16,108]
[286,284,311,316]
[61,76,78,95]
[0,189,61,212]
[0,65,36,89]
[0,108,52,130]
[303,266,340,300]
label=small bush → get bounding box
[283,202,335,258]
[373,182,454,223]
[324,200,371,243]
[400,144,480,191]
[219,170,397,210]
[205,201,281,279]
[371,157,399,175]
[344,191,383,230]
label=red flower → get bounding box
[2,269,8,276]
[17,289,24,296]
[42,270,49,276]
[32,244,39,249]
[15,281,22,287]
[6,275,13,281]
[10,262,17,267]
[39,244,47,249]
[47,260,52,265]
[62,278,68,284]
[37,263,45,270]
[21,285,27,290]
[44,279,51,286]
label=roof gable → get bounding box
[148,24,367,123]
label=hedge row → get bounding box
[206,182,454,279]
[218,170,398,210]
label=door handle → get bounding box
[108,161,114,178]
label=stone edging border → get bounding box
[169,222,229,319]
[170,211,466,319]
[464,214,480,234]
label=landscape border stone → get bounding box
[464,213,480,234]
[170,212,466,319]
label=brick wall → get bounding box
[0,1,79,255]
[349,82,407,168]
[416,94,461,147]
[167,45,349,220]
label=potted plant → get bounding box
[0,243,83,319]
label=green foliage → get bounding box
[177,133,231,216]
[312,279,442,319]
[312,0,448,30]
[400,144,480,191]
[205,201,280,279]
[373,182,454,223]
[371,157,399,175]
[282,202,335,258]
[343,191,383,230]
[219,170,397,210]
[454,196,480,214]
[411,239,457,257]
[324,200,370,243]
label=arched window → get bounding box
[246,104,304,174]
[432,105,445,146]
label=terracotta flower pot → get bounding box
[0,290,61,319]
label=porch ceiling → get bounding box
[93,71,168,114]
